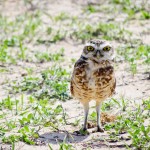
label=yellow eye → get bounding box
[87,46,94,51]
[103,46,111,51]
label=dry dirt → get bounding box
[0,0,150,150]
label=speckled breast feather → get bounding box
[70,58,116,103]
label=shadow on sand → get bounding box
[37,131,89,144]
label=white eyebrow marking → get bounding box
[100,42,111,49]
[85,41,111,50]
[85,42,97,48]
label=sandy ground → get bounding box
[0,0,150,150]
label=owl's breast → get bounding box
[70,59,116,101]
[93,66,114,86]
[92,65,116,100]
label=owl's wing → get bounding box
[70,58,88,97]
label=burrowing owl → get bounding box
[70,39,116,133]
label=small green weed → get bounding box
[37,30,66,44]
[11,66,70,101]
[0,95,68,145]
[55,12,69,21]
[35,48,64,63]
[104,98,150,149]
[0,42,14,63]
[84,5,97,13]
[141,11,150,19]
[117,44,150,74]
[112,0,148,19]
[58,138,74,150]
[71,22,131,43]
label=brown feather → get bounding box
[70,58,116,103]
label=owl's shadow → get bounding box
[38,131,88,144]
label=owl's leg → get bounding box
[73,101,89,136]
[96,101,104,132]
[82,102,89,131]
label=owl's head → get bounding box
[82,39,114,62]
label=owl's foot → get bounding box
[73,128,89,136]
[91,127,104,133]
[97,126,104,132]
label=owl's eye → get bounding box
[87,46,95,51]
[103,46,111,51]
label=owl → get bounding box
[70,39,116,134]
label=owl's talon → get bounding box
[91,127,104,133]
[97,127,104,132]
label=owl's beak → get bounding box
[96,51,103,59]
[93,51,103,59]
[97,54,100,59]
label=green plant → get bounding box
[11,66,70,101]
[71,21,131,43]
[19,40,27,60]
[0,42,10,63]
[84,5,97,13]
[58,139,74,150]
[55,12,69,21]
[101,99,116,111]
[35,48,64,63]
[0,94,69,145]
[2,135,20,144]
[37,30,66,44]
[1,96,14,110]
[112,97,127,111]
[112,0,145,19]
[141,11,150,19]
[117,44,150,75]
[23,15,41,37]
[18,126,39,145]
[104,98,150,149]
